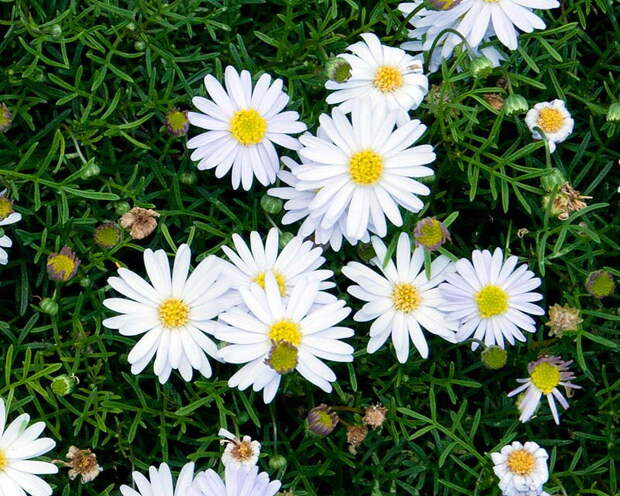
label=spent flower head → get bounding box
[362,404,388,430]
[47,246,81,282]
[119,207,159,240]
[585,270,615,299]
[165,107,189,136]
[414,217,450,251]
[56,446,102,483]
[545,304,582,337]
[94,222,121,249]
[346,425,368,454]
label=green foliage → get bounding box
[0,0,618,495]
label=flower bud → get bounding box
[126,22,136,32]
[81,162,100,179]
[179,171,197,185]
[480,345,507,370]
[40,298,59,316]
[540,168,566,192]
[51,374,77,396]
[268,455,287,471]
[260,195,283,214]
[47,246,81,282]
[356,242,376,262]
[49,24,62,39]
[0,103,12,133]
[585,270,615,298]
[325,57,352,83]
[606,102,620,122]
[470,55,493,79]
[134,40,146,51]
[114,201,131,216]
[504,94,528,116]
[278,231,295,250]
[94,222,121,249]
[79,277,92,288]
[307,404,339,436]
[414,217,450,251]
[164,108,189,136]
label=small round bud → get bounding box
[236,412,249,425]
[504,94,528,116]
[307,404,339,436]
[79,277,92,288]
[134,40,146,51]
[325,57,352,83]
[179,171,198,185]
[126,22,136,31]
[260,195,283,214]
[356,242,376,262]
[94,222,121,249]
[268,455,287,471]
[540,168,566,192]
[164,108,189,136]
[470,55,494,79]
[49,24,62,39]
[278,231,295,250]
[40,298,59,316]
[114,201,131,216]
[51,374,77,396]
[81,162,101,179]
[606,102,620,122]
[585,270,615,299]
[480,345,507,370]
[417,174,436,184]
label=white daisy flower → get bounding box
[325,33,428,124]
[120,462,195,496]
[293,100,435,241]
[439,248,544,350]
[189,465,280,496]
[399,1,506,72]
[491,441,549,496]
[217,273,353,403]
[343,233,457,362]
[525,100,574,153]
[268,156,374,251]
[0,398,58,496]
[0,190,22,265]
[103,244,233,383]
[508,355,581,425]
[221,227,336,304]
[187,66,307,190]
[219,428,261,468]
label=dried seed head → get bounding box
[545,304,582,337]
[119,207,159,240]
[362,404,388,430]
[56,446,102,483]
[484,93,504,111]
[346,425,368,454]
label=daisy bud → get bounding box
[179,171,197,185]
[470,55,493,79]
[606,102,620,122]
[307,404,339,436]
[356,242,376,262]
[114,200,131,215]
[504,94,528,116]
[585,270,615,299]
[40,298,59,316]
[134,40,145,51]
[278,231,295,250]
[120,207,159,240]
[164,107,189,137]
[49,24,62,39]
[484,93,504,111]
[81,162,101,179]
[480,345,507,370]
[545,304,582,337]
[268,455,287,471]
[58,446,102,483]
[362,404,388,430]
[540,168,566,192]
[126,22,136,31]
[79,277,92,288]
[261,195,283,214]
[51,374,77,396]
[414,217,450,251]
[346,425,368,454]
[94,222,121,249]
[0,103,12,133]
[47,246,81,282]
[325,57,352,83]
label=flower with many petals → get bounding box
[120,462,195,496]
[187,66,307,190]
[219,428,261,468]
[525,100,574,153]
[491,441,549,496]
[189,465,280,496]
[103,244,233,383]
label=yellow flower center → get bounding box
[48,254,78,281]
[392,283,421,313]
[229,109,267,146]
[268,319,302,346]
[158,298,190,328]
[0,449,7,471]
[373,65,404,93]
[0,197,13,221]
[530,361,561,395]
[537,107,565,134]
[475,285,509,318]
[349,150,384,185]
[506,449,536,476]
[266,341,299,374]
[254,270,287,296]
[416,219,445,248]
[166,109,188,133]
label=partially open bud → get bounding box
[40,298,59,316]
[325,57,352,83]
[480,345,507,370]
[165,108,189,137]
[606,102,620,122]
[268,455,287,471]
[470,55,493,79]
[278,231,295,250]
[51,374,78,396]
[504,94,528,116]
[540,168,566,192]
[585,270,615,299]
[414,217,450,251]
[307,404,339,436]
[261,195,283,214]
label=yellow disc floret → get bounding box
[268,319,302,346]
[158,298,190,328]
[349,150,384,185]
[229,109,267,145]
[530,361,561,395]
[373,66,404,93]
[537,108,565,134]
[475,285,509,318]
[392,283,421,313]
[507,449,536,476]
[266,341,299,374]
[0,197,13,221]
[254,270,287,296]
[0,449,7,471]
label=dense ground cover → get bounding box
[0,0,619,495]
